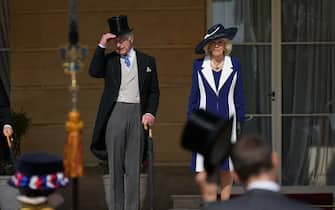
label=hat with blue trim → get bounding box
[195,24,237,54]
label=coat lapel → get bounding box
[135,49,146,92]
[111,54,121,86]
[201,56,218,95]
[217,56,234,92]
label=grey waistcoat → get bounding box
[116,54,140,103]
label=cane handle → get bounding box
[5,134,12,148]
[144,124,153,138]
[149,128,152,138]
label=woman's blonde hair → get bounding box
[204,38,232,56]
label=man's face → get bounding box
[111,34,133,55]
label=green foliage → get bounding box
[10,110,31,157]
[10,110,31,142]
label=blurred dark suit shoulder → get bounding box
[203,189,318,210]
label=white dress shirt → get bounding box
[247,180,280,192]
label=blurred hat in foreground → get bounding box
[181,110,233,174]
[8,153,69,198]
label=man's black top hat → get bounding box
[108,15,133,36]
[181,110,233,174]
[195,24,237,54]
[8,153,69,196]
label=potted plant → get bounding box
[0,110,30,210]
[99,160,147,209]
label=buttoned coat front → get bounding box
[187,55,245,171]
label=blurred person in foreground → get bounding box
[197,135,319,210]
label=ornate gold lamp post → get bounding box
[60,0,87,209]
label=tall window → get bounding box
[211,0,272,156]
[281,0,335,185]
[210,0,335,186]
[211,0,273,157]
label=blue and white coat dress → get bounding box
[187,55,245,172]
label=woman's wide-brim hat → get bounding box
[8,153,69,194]
[181,110,233,175]
[108,15,133,36]
[195,24,237,54]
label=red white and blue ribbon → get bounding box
[9,171,69,190]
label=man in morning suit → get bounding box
[198,135,319,210]
[88,15,160,210]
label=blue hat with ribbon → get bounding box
[8,153,69,196]
[195,24,237,54]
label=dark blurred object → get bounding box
[0,80,11,163]
[4,134,16,169]
[145,126,155,210]
[69,0,78,45]
[181,110,233,175]
[0,110,30,175]
[10,110,31,157]
[8,153,69,210]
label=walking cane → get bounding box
[144,124,154,210]
[4,133,17,167]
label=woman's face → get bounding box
[208,38,226,57]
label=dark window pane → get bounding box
[233,46,271,114]
[282,0,335,42]
[282,45,335,114]
[282,116,335,185]
[212,0,271,42]
[242,116,272,148]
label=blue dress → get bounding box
[187,56,245,172]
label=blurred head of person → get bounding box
[231,135,279,186]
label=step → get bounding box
[170,187,245,209]
[168,209,199,210]
[170,195,202,209]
